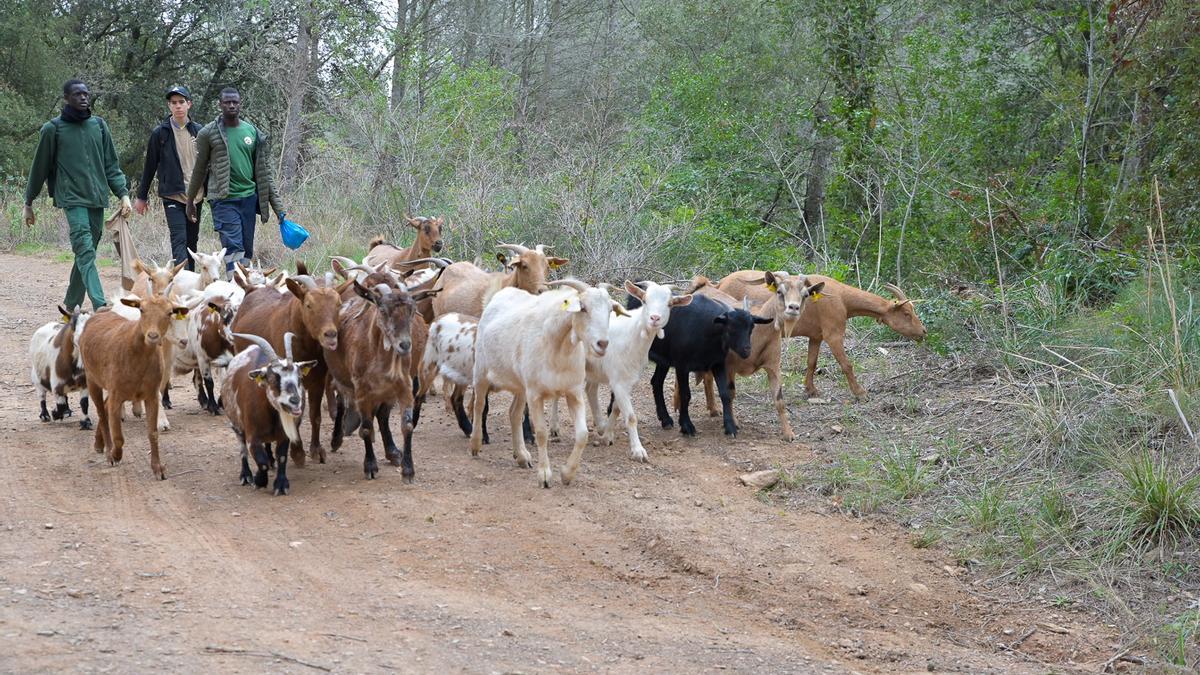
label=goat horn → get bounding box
[235,333,279,362]
[374,283,393,295]
[292,275,319,290]
[742,296,751,312]
[283,332,297,363]
[548,278,590,292]
[535,244,551,254]
[883,283,908,302]
[395,257,451,269]
[496,243,530,255]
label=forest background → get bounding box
[1,0,1198,665]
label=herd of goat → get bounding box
[28,215,927,493]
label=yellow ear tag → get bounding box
[767,284,777,293]
[61,315,71,323]
[209,306,219,314]
[811,292,822,302]
[561,299,570,311]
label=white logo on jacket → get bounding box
[242,136,253,145]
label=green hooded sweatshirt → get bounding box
[24,115,129,208]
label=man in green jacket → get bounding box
[186,87,286,275]
[24,79,132,310]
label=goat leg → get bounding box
[330,395,346,453]
[305,382,326,464]
[713,364,737,437]
[410,375,423,428]
[79,394,92,430]
[676,369,696,436]
[251,441,270,488]
[650,362,673,429]
[273,440,290,496]
[236,431,252,485]
[400,408,415,483]
[39,398,51,422]
[375,404,402,466]
[522,406,535,444]
[359,412,379,479]
[451,386,472,437]
[161,385,172,410]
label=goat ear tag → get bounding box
[61,315,71,323]
[300,366,313,377]
[767,283,777,293]
[561,299,570,311]
[810,292,822,302]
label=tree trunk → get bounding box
[462,0,481,68]
[802,97,834,256]
[280,5,311,192]
[535,0,561,120]
[391,0,410,109]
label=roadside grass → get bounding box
[776,264,1200,667]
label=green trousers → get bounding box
[63,207,107,310]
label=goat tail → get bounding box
[368,234,387,250]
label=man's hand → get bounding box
[186,201,197,223]
[23,205,35,227]
[133,197,148,216]
[278,211,287,224]
[118,195,132,218]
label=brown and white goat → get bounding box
[432,243,567,319]
[81,295,190,478]
[363,215,446,269]
[173,295,238,415]
[223,332,317,495]
[29,306,93,429]
[323,280,437,480]
[231,273,347,465]
[717,272,926,399]
[687,273,824,440]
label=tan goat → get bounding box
[81,295,190,479]
[716,272,926,399]
[432,243,567,318]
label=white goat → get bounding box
[469,279,618,487]
[419,312,480,436]
[29,306,93,429]
[585,281,693,461]
[172,247,226,298]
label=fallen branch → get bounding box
[204,645,331,672]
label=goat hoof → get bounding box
[79,419,93,431]
[254,468,269,488]
[364,462,378,479]
[273,479,289,496]
[401,472,414,484]
[660,419,674,429]
[161,399,173,410]
[39,411,51,422]
[310,446,326,464]
[680,425,696,437]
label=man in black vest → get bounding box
[134,85,203,270]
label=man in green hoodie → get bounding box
[24,79,132,310]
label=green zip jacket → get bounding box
[186,116,285,222]
[24,116,129,208]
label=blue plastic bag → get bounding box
[279,218,310,250]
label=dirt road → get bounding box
[0,253,1117,673]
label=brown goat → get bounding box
[324,280,437,480]
[431,243,567,318]
[223,332,317,495]
[716,272,926,399]
[131,259,186,299]
[686,273,823,441]
[231,273,348,465]
[81,295,190,478]
[364,215,446,269]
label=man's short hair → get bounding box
[219,87,240,98]
[63,79,86,96]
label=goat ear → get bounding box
[713,314,728,325]
[248,367,269,386]
[217,247,227,260]
[752,315,774,325]
[763,271,778,293]
[120,297,142,309]
[611,301,631,317]
[133,259,148,275]
[547,257,569,270]
[412,288,442,302]
[807,281,826,302]
[561,296,582,313]
[187,248,198,262]
[623,279,645,301]
[58,304,72,321]
[297,360,318,378]
[286,278,310,300]
[170,260,187,277]
[495,252,508,266]
[669,293,693,307]
[172,307,190,320]
[352,280,374,302]
[207,301,222,314]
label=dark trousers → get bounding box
[164,199,201,271]
[211,193,258,273]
